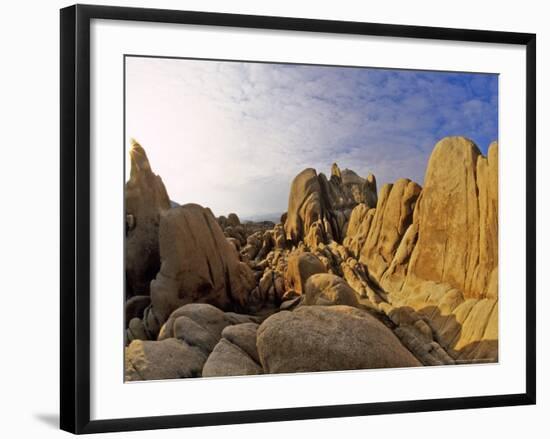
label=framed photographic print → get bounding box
[60,4,536,434]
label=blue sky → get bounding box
[126,57,498,219]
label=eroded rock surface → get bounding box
[284,165,377,247]
[202,323,262,377]
[303,273,360,307]
[257,306,421,374]
[125,338,206,381]
[285,252,326,295]
[144,205,256,336]
[124,136,499,380]
[125,139,170,297]
[404,137,498,299]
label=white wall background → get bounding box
[0,0,546,437]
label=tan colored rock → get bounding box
[201,321,262,377]
[125,338,206,381]
[158,303,229,344]
[303,273,360,307]
[228,237,242,253]
[341,169,378,208]
[453,299,498,362]
[340,260,368,298]
[202,338,263,377]
[257,269,285,304]
[474,142,499,299]
[343,203,374,258]
[389,283,497,363]
[379,223,419,293]
[284,166,377,246]
[404,137,498,299]
[146,205,256,334]
[242,231,262,260]
[125,139,170,297]
[285,252,326,294]
[359,179,421,281]
[285,168,325,244]
[221,323,260,363]
[257,306,421,373]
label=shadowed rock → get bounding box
[125,295,151,327]
[125,338,206,381]
[144,204,256,335]
[202,323,262,377]
[125,139,170,297]
[202,338,263,377]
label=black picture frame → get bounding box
[60,4,536,434]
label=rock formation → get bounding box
[125,338,206,381]
[203,323,263,377]
[284,164,377,247]
[125,135,499,380]
[403,137,498,299]
[125,139,170,297]
[343,137,499,362]
[303,273,360,307]
[284,252,326,295]
[359,178,422,281]
[256,306,421,374]
[142,204,256,336]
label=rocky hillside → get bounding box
[125,136,498,381]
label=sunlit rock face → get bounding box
[283,164,377,248]
[342,136,499,363]
[125,135,500,381]
[404,137,498,300]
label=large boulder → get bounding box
[284,165,377,247]
[285,252,326,294]
[125,338,206,381]
[202,323,262,377]
[404,137,498,299]
[303,273,360,307]
[337,167,378,208]
[284,168,326,245]
[343,203,374,258]
[257,305,421,373]
[221,323,260,363]
[202,339,263,377]
[359,178,421,281]
[145,204,256,335]
[353,137,499,364]
[157,303,258,351]
[125,139,170,297]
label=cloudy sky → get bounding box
[125,56,498,220]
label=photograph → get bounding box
[123,56,499,381]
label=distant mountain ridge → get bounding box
[241,212,282,224]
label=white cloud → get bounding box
[125,57,497,219]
